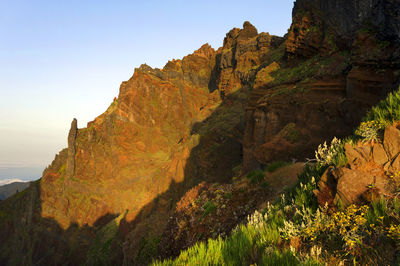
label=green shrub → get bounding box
[364,88,400,124]
[136,235,161,265]
[224,193,232,199]
[283,123,302,143]
[260,181,269,189]
[283,162,327,213]
[203,201,217,217]
[246,169,265,184]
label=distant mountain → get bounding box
[0,181,30,200]
[0,179,23,186]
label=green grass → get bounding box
[269,56,338,87]
[154,204,319,265]
[265,161,290,173]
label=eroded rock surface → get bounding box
[242,0,400,173]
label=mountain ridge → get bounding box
[0,0,399,264]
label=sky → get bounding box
[0,0,294,181]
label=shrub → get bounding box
[286,163,326,212]
[364,88,400,124]
[246,169,265,184]
[136,235,161,265]
[315,137,347,167]
[202,201,217,217]
[283,123,302,143]
[355,120,386,142]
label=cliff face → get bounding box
[242,0,400,172]
[40,24,276,230]
[1,1,400,265]
[36,22,282,264]
[292,0,400,42]
[40,45,214,231]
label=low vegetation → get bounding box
[268,53,350,87]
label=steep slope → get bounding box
[157,88,400,265]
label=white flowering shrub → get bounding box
[247,210,268,229]
[315,137,346,167]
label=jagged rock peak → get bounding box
[137,63,156,72]
[223,21,259,47]
[241,21,258,39]
[193,43,215,58]
[66,118,77,178]
[67,118,77,146]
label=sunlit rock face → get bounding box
[1,1,400,265]
[39,21,285,230]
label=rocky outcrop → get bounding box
[214,21,284,96]
[242,0,400,173]
[314,125,400,207]
[292,0,400,43]
[36,21,285,264]
[66,118,77,179]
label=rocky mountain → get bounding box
[0,0,399,265]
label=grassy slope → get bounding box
[155,88,400,265]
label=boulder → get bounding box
[383,125,400,159]
[389,153,400,172]
[313,166,337,208]
[372,143,389,165]
[333,168,375,206]
[344,143,371,169]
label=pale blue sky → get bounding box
[0,0,294,180]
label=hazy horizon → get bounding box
[1,0,293,180]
